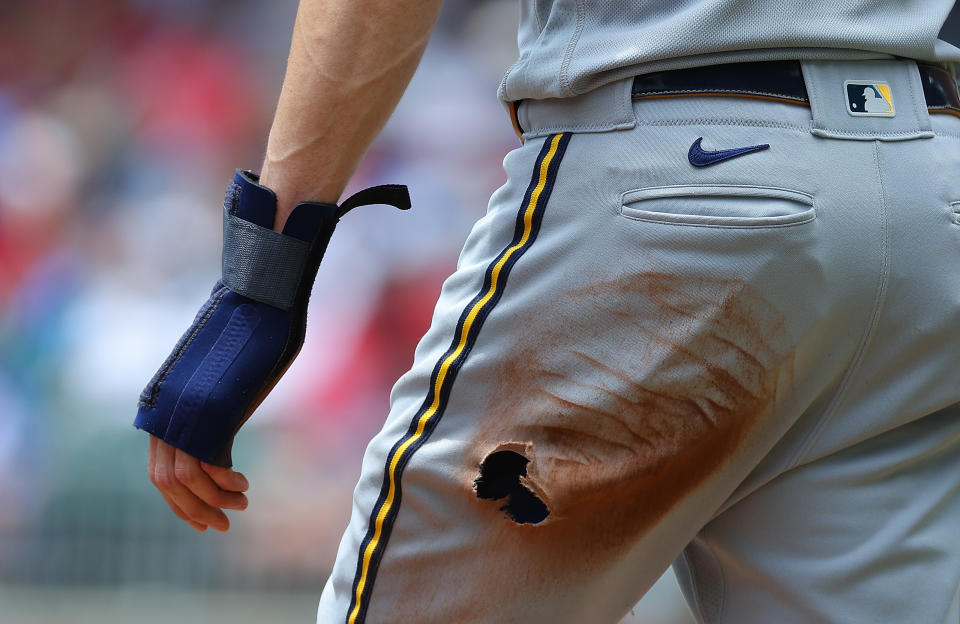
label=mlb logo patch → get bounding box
[844,81,895,117]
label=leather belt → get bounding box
[631,60,960,118]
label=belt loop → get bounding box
[517,78,636,139]
[508,100,525,143]
[800,59,933,141]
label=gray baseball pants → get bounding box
[317,59,960,623]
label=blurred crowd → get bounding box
[0,0,520,591]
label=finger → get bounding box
[200,461,249,493]
[148,434,159,480]
[160,491,208,532]
[149,436,208,532]
[157,440,231,531]
[169,472,231,532]
[149,434,176,494]
[174,451,248,511]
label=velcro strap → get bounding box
[221,208,310,311]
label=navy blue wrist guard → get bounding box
[134,170,410,467]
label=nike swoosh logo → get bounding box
[688,137,770,167]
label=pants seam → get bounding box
[786,140,892,469]
[677,551,705,623]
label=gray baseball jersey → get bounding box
[317,3,960,623]
[501,0,960,100]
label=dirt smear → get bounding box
[469,271,795,571]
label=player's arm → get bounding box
[145,0,444,533]
[263,0,445,229]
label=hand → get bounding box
[147,434,249,532]
[134,173,407,529]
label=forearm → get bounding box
[261,0,443,229]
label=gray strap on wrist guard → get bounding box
[221,211,310,311]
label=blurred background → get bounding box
[0,0,695,622]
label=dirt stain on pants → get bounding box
[470,272,794,572]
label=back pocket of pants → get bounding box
[619,184,816,228]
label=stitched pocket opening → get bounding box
[619,184,816,228]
